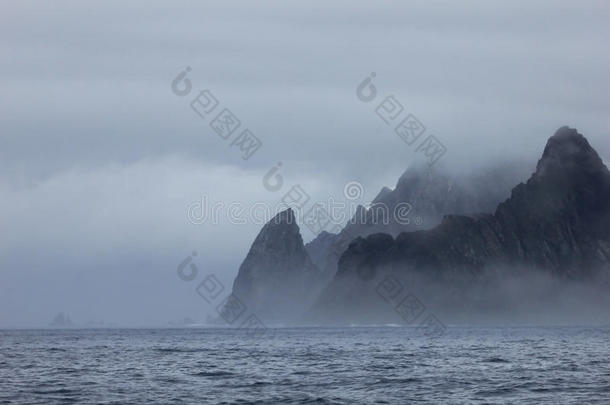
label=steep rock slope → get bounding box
[309,127,610,323]
[229,208,321,322]
[305,161,531,278]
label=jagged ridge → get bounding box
[309,127,610,322]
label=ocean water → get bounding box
[1,326,609,404]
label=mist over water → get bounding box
[400,267,610,326]
[2,1,610,404]
[302,265,610,328]
[2,0,610,328]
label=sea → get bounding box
[1,326,609,404]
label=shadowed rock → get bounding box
[308,127,610,323]
[305,158,531,279]
[228,208,322,323]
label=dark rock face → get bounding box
[229,209,321,322]
[304,231,336,270]
[309,127,610,323]
[492,127,610,274]
[304,230,338,285]
[304,160,531,280]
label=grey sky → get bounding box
[1,0,609,326]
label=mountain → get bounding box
[305,160,531,279]
[308,127,610,324]
[229,160,527,324]
[226,208,322,322]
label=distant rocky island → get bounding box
[222,127,610,325]
[49,312,73,328]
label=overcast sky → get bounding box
[1,0,609,327]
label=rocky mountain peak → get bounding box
[534,126,608,182]
[308,128,610,324]
[273,207,296,224]
[249,208,301,255]
[228,208,322,322]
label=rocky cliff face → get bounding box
[308,127,610,324]
[229,208,321,322]
[492,127,610,275]
[305,160,531,280]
